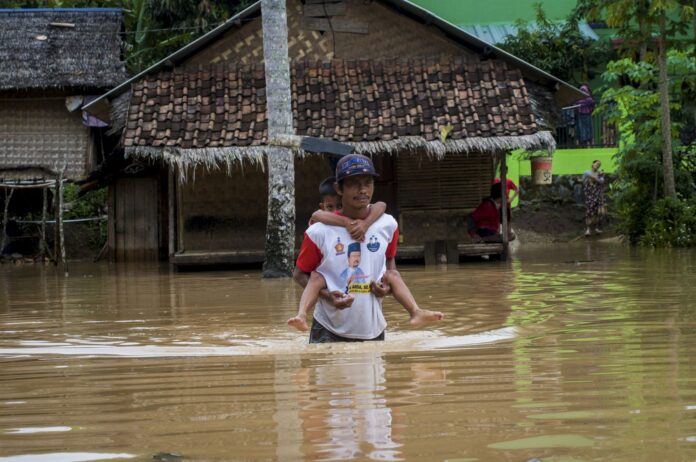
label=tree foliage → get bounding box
[499,3,612,84]
[600,50,696,245]
[581,0,694,195]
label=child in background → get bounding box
[316,176,340,213]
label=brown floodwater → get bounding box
[1,242,696,462]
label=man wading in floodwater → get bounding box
[293,154,440,343]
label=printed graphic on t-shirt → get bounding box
[339,242,371,294]
[366,235,380,252]
[334,237,345,256]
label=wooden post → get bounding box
[40,187,48,259]
[58,176,66,272]
[1,187,14,254]
[500,153,509,261]
[107,181,116,262]
[53,171,67,270]
[176,173,185,254]
[168,170,176,259]
[53,179,60,265]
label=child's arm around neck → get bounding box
[311,202,387,241]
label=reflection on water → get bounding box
[1,243,696,461]
[296,353,400,461]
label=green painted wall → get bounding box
[513,148,617,176]
[409,0,578,25]
[502,148,617,207]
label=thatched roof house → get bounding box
[125,58,554,180]
[0,8,127,181]
[85,0,585,264]
[0,8,126,92]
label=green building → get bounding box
[411,0,618,200]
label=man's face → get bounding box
[320,195,339,212]
[348,250,361,268]
[337,175,374,210]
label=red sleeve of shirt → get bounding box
[385,228,399,258]
[507,179,518,192]
[296,233,323,273]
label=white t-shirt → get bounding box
[297,213,399,339]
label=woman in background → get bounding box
[583,160,606,237]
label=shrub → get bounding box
[640,197,696,247]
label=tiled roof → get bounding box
[123,57,538,150]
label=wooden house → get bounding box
[85,0,584,266]
[0,8,126,259]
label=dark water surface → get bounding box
[1,243,696,461]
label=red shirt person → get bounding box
[467,182,504,243]
[493,166,517,234]
[493,166,519,206]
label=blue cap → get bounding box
[347,242,361,255]
[335,154,379,182]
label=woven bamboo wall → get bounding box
[333,1,466,60]
[180,156,333,251]
[186,0,468,67]
[397,152,492,245]
[0,98,89,180]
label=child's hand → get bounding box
[346,219,368,241]
[370,280,391,298]
[329,291,354,309]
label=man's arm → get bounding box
[371,228,399,297]
[371,259,395,297]
[293,267,354,309]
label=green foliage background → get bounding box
[501,0,696,247]
[601,51,696,245]
[499,4,612,84]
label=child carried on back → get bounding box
[287,176,443,332]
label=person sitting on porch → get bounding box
[288,154,442,342]
[468,183,515,243]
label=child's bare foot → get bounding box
[409,309,444,327]
[287,315,309,332]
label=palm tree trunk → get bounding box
[261,0,296,277]
[658,12,677,199]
